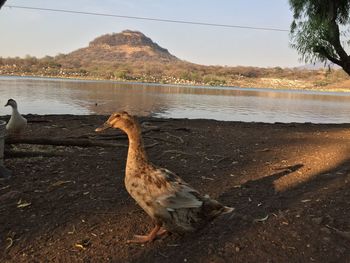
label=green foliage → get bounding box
[0,0,7,9]
[289,0,350,65]
[114,70,129,79]
[313,79,331,87]
[179,71,201,82]
[203,75,226,86]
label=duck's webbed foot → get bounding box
[156,227,168,237]
[127,225,168,243]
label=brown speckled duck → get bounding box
[96,111,234,243]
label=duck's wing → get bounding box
[151,168,203,210]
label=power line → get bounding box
[4,4,289,32]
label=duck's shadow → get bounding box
[128,160,350,261]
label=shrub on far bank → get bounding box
[0,56,349,90]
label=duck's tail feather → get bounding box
[222,206,235,214]
[202,196,235,219]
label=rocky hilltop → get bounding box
[57,30,179,67]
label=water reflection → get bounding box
[0,76,350,123]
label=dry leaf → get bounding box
[201,176,214,181]
[51,180,72,187]
[301,199,311,203]
[74,243,86,250]
[17,202,31,208]
[5,237,13,250]
[254,215,269,222]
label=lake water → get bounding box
[0,76,350,123]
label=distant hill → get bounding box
[0,29,348,91]
[56,30,180,67]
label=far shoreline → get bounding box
[1,114,350,126]
[1,74,350,94]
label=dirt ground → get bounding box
[0,114,350,263]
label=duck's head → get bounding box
[95,111,138,133]
[5,99,17,108]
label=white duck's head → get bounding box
[5,99,18,109]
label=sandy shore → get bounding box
[0,114,349,262]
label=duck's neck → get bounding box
[11,106,20,116]
[125,128,148,169]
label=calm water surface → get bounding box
[1,76,350,123]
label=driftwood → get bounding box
[5,137,159,150]
[143,135,176,144]
[28,119,53,123]
[140,119,169,123]
[326,225,350,241]
[161,150,195,157]
[145,142,160,149]
[142,127,161,134]
[3,121,184,149]
[5,137,127,148]
[164,132,184,143]
[173,127,191,132]
[4,150,62,158]
[66,126,161,140]
[73,134,128,141]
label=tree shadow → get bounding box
[128,159,350,262]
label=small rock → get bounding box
[235,246,240,252]
[0,190,21,202]
[320,227,331,234]
[311,217,323,225]
[0,165,12,179]
[324,215,334,225]
[322,237,331,243]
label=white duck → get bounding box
[4,99,27,136]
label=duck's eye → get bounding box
[115,114,120,118]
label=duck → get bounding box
[4,99,27,136]
[95,111,234,243]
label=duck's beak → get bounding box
[4,102,9,107]
[95,122,112,132]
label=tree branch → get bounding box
[327,1,349,61]
[0,0,7,9]
[314,46,342,67]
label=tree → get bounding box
[0,0,7,9]
[289,0,350,75]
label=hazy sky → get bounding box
[0,0,302,67]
